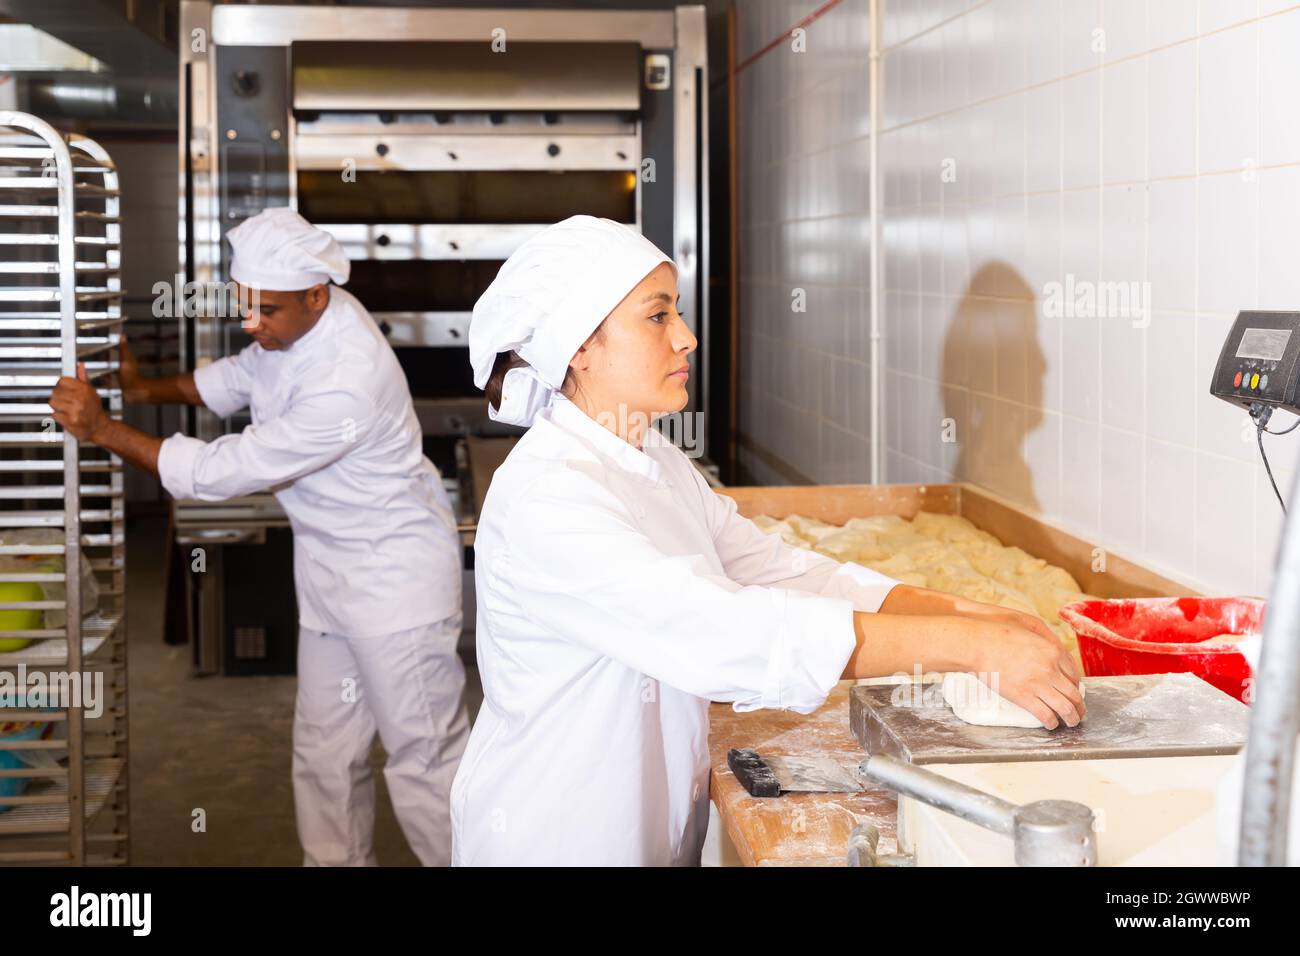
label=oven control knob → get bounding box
[375,143,390,157]
[547,143,560,157]
[376,234,391,247]
[378,320,393,338]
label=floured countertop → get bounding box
[851,673,1249,764]
[708,682,897,866]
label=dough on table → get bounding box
[784,514,841,543]
[751,508,1095,667]
[942,672,1087,729]
[812,528,890,563]
[751,515,808,548]
[843,514,911,535]
[904,512,964,542]
[885,570,930,588]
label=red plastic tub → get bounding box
[1059,597,1260,703]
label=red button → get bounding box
[1234,371,1243,387]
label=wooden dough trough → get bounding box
[716,481,1195,601]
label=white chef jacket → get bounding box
[157,286,461,638]
[450,395,900,866]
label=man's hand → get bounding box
[116,335,150,403]
[49,363,109,442]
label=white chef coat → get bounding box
[450,395,900,866]
[158,285,461,638]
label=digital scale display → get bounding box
[1236,328,1292,362]
[1212,312,1300,416]
[1212,313,1300,516]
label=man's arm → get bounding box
[52,361,365,501]
[129,371,202,406]
[118,336,204,406]
[86,417,162,477]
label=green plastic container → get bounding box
[0,581,44,652]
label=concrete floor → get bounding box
[125,509,483,866]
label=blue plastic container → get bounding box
[0,698,54,812]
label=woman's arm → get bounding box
[699,483,1063,646]
[501,469,1084,725]
[689,478,1081,721]
[877,583,1061,643]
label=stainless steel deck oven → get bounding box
[175,2,709,673]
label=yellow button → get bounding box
[1251,373,1260,389]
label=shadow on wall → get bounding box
[940,261,1047,513]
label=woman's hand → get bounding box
[950,594,1059,644]
[967,619,1084,729]
[846,608,1080,722]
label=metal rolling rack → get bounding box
[0,112,128,865]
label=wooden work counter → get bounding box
[708,682,896,866]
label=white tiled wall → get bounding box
[738,0,1300,597]
[736,0,874,486]
[881,0,1300,598]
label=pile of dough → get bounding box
[750,515,807,548]
[941,672,1086,729]
[750,509,1094,663]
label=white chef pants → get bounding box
[292,613,470,866]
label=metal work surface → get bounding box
[851,674,1249,765]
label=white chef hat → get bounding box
[227,207,350,291]
[469,215,676,427]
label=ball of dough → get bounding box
[942,672,1087,729]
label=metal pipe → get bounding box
[862,754,1097,866]
[867,0,882,483]
[1239,465,1300,865]
[861,753,1017,835]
